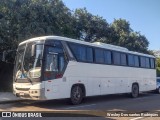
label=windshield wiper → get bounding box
[14,51,32,84]
[23,71,33,85]
[26,76,33,85]
[15,52,22,82]
[15,66,33,85]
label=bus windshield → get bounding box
[14,42,43,82]
[14,44,26,81]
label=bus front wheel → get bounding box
[70,85,83,105]
[131,84,139,98]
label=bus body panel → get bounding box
[13,36,156,102]
[13,61,156,100]
[43,61,156,100]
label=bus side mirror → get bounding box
[2,50,16,63]
[31,44,36,57]
[2,51,6,62]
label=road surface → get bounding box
[0,92,160,120]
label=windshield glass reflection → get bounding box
[14,44,26,80]
[14,42,43,81]
[23,43,43,78]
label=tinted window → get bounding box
[86,47,93,62]
[23,43,43,74]
[95,49,104,63]
[113,52,120,65]
[69,43,86,61]
[44,41,67,80]
[121,53,127,66]
[77,46,86,61]
[134,56,139,67]
[104,50,111,64]
[140,57,146,67]
[128,54,134,66]
[157,78,160,83]
[145,58,150,68]
[68,43,94,62]
[150,58,155,69]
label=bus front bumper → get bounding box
[13,88,46,100]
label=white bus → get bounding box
[13,36,156,104]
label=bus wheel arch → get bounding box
[131,82,139,98]
[70,84,86,105]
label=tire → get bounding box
[131,84,139,98]
[70,86,83,105]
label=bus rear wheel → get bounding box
[70,85,83,105]
[131,84,139,98]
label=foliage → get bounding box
[156,58,160,77]
[157,67,160,77]
[74,8,110,42]
[156,58,160,67]
[110,19,149,53]
[0,61,13,91]
[0,0,150,56]
[0,0,76,52]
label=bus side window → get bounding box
[140,57,146,68]
[113,52,120,65]
[134,56,140,67]
[150,58,155,69]
[121,53,127,66]
[68,43,86,62]
[45,54,58,72]
[95,48,104,63]
[44,41,67,80]
[128,54,134,66]
[145,57,150,68]
[104,50,111,64]
[86,47,93,62]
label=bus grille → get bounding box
[16,93,30,98]
[16,88,30,91]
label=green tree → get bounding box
[0,0,151,58]
[157,58,160,77]
[110,19,149,53]
[0,0,76,53]
[74,8,110,42]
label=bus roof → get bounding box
[19,36,155,58]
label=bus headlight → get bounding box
[29,90,40,96]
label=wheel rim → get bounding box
[72,87,81,102]
[132,85,138,97]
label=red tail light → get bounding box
[56,74,63,79]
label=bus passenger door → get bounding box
[43,42,68,99]
[44,53,58,98]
